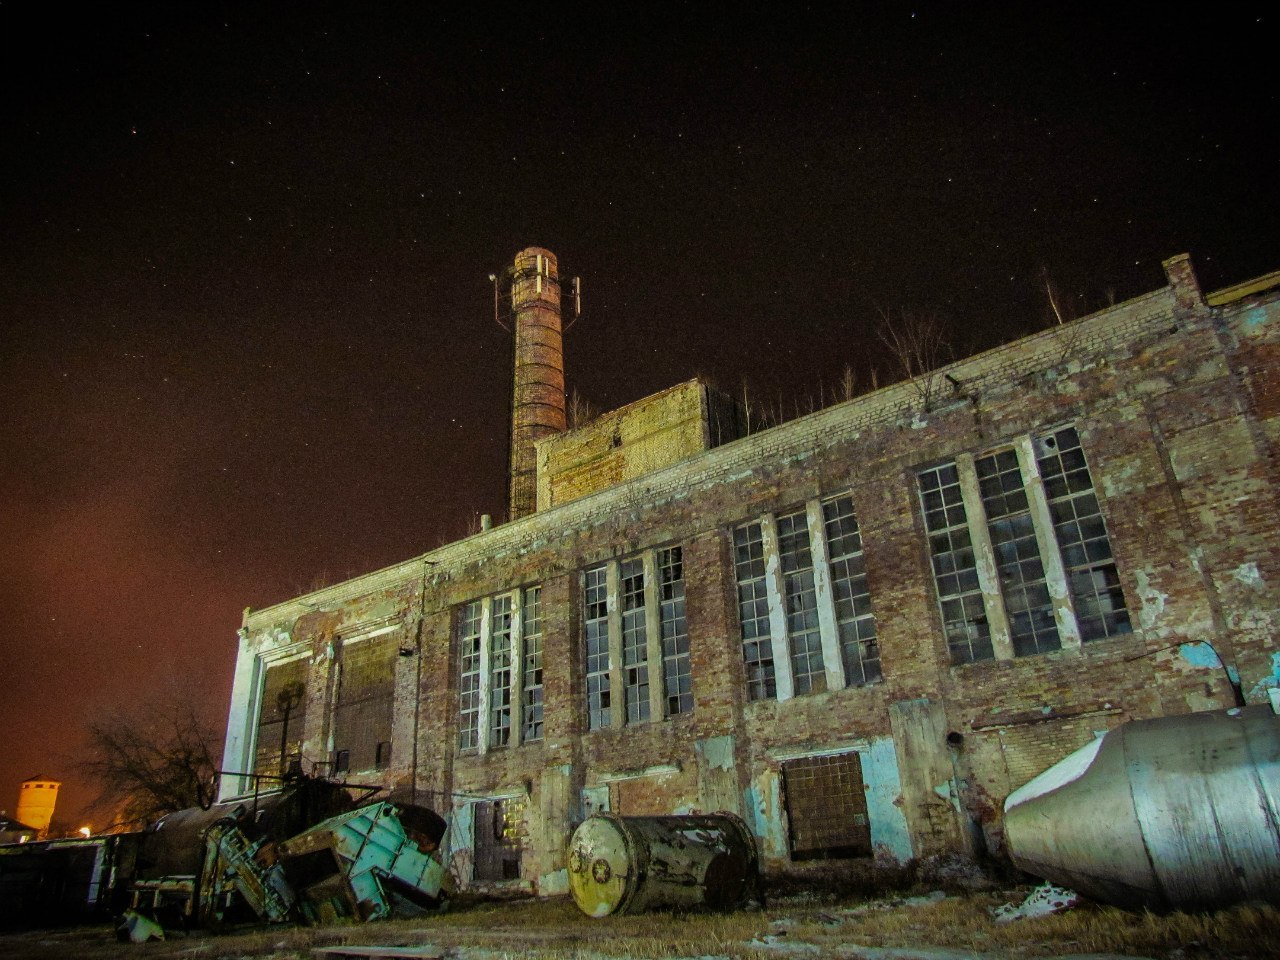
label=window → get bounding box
[583,546,693,731]
[255,659,308,777]
[917,425,1129,665]
[734,494,880,702]
[658,547,693,715]
[331,629,397,774]
[457,585,544,752]
[782,753,872,860]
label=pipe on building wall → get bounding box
[508,247,566,520]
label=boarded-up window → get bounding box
[256,659,308,777]
[332,637,397,774]
[782,753,871,860]
[473,798,526,882]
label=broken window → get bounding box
[456,585,544,752]
[734,522,776,700]
[1035,426,1131,640]
[584,566,611,731]
[255,658,308,777]
[976,449,1060,656]
[823,496,881,685]
[659,547,693,715]
[919,463,993,664]
[472,797,526,883]
[621,557,650,723]
[583,546,692,731]
[782,753,872,860]
[917,425,1129,665]
[331,632,397,775]
[734,494,881,701]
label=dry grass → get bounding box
[0,890,1276,959]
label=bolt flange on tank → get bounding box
[567,813,760,917]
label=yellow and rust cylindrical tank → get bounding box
[567,813,759,917]
[1004,705,1280,912]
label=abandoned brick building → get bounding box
[219,247,1280,894]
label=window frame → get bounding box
[733,492,881,703]
[456,584,545,754]
[917,425,1130,665]
[582,545,693,731]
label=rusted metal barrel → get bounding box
[1003,705,1280,911]
[567,813,759,917]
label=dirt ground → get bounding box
[2,886,1277,960]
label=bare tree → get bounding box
[836,363,858,403]
[566,387,599,430]
[875,307,950,411]
[81,698,221,831]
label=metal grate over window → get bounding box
[782,753,872,860]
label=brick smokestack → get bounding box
[508,247,566,520]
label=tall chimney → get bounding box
[508,247,566,520]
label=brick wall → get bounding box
[226,263,1280,888]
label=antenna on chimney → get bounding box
[490,272,509,331]
[564,276,583,332]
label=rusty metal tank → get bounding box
[567,813,759,917]
[136,777,353,880]
[1003,705,1280,911]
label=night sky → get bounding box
[2,3,1276,826]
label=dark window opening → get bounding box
[374,741,391,769]
[333,749,350,773]
[782,753,872,861]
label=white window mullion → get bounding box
[955,453,1015,660]
[509,588,525,747]
[1015,437,1082,651]
[642,551,665,721]
[477,596,493,756]
[760,514,796,702]
[606,561,626,730]
[806,499,846,692]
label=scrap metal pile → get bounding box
[0,775,449,932]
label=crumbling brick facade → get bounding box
[221,254,1280,895]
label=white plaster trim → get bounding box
[592,763,682,784]
[767,741,872,762]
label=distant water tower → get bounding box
[17,775,60,837]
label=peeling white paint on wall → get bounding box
[1233,562,1264,588]
[1133,569,1167,630]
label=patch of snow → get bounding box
[1005,735,1104,811]
[746,934,821,953]
[992,883,1080,923]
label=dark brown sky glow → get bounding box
[2,3,1277,824]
